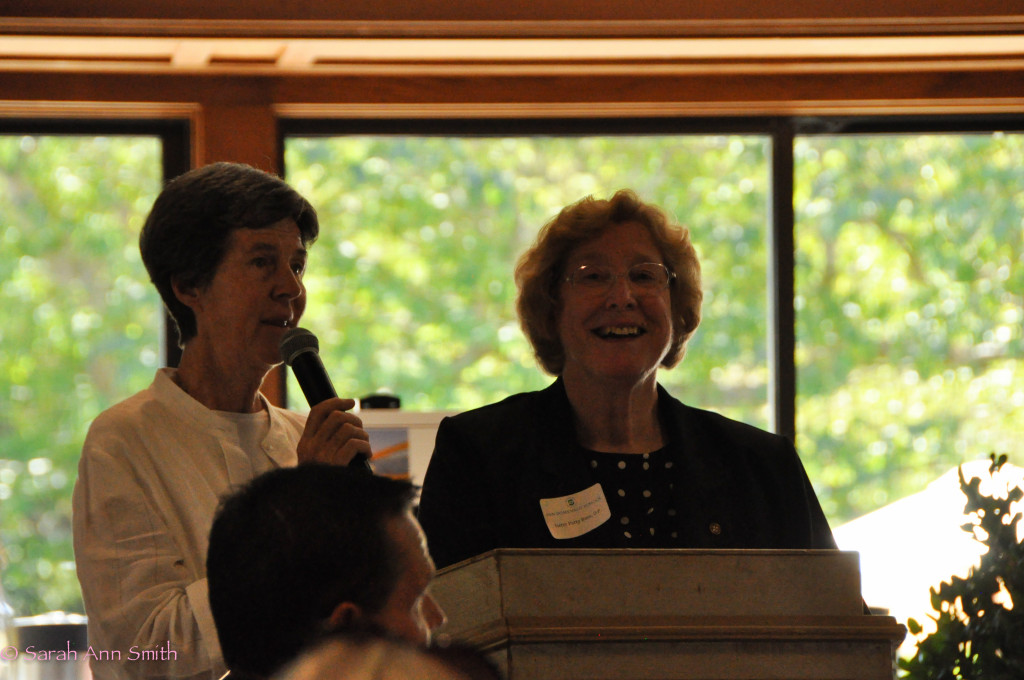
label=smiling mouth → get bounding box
[262,319,292,329]
[593,325,646,339]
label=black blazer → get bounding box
[417,379,837,569]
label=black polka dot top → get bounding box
[584,447,683,546]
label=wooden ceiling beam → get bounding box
[1,1,1023,39]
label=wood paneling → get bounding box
[2,1,1022,36]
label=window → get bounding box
[0,124,185,616]
[284,123,772,428]
[284,117,1024,532]
[3,114,1022,624]
[794,128,1024,524]
[794,124,1024,647]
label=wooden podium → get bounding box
[430,549,905,680]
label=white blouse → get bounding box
[73,368,304,679]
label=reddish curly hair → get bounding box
[515,189,703,375]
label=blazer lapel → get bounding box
[657,386,735,542]
[534,378,592,489]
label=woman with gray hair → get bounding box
[418,189,835,569]
[73,163,369,680]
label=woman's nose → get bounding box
[604,274,638,307]
[275,267,304,299]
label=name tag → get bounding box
[539,483,611,539]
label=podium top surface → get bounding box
[433,548,865,621]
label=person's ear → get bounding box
[171,274,201,310]
[327,601,364,631]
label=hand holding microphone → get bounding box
[280,328,373,472]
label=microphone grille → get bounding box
[279,327,319,366]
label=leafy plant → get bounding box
[899,453,1024,679]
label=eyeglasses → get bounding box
[564,262,675,293]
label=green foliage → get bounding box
[795,134,1024,522]
[287,134,772,426]
[1,129,1023,617]
[899,454,1024,679]
[0,135,162,616]
[290,131,1024,526]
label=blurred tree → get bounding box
[795,134,1024,522]
[289,131,1023,529]
[0,135,162,615]
[3,128,1023,617]
[286,134,771,426]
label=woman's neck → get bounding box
[174,344,267,413]
[563,373,663,453]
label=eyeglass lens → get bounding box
[571,263,671,289]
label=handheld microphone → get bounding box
[279,327,372,472]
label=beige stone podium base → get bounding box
[430,549,905,680]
